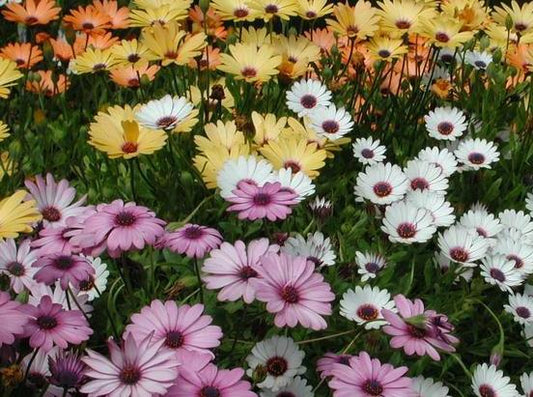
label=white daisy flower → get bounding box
[465,50,493,70]
[352,137,386,165]
[381,201,436,244]
[339,285,395,329]
[246,336,306,392]
[406,190,455,227]
[282,231,336,268]
[504,293,533,325]
[308,104,354,141]
[525,323,533,348]
[424,107,467,141]
[355,163,409,205]
[260,376,313,397]
[404,160,449,193]
[217,156,274,199]
[270,168,315,202]
[459,209,502,239]
[355,251,387,282]
[76,255,109,301]
[135,94,195,131]
[29,282,93,315]
[493,237,533,275]
[470,201,490,215]
[525,284,533,297]
[471,363,518,397]
[498,209,533,242]
[0,239,37,294]
[309,196,332,219]
[480,255,524,293]
[520,372,533,396]
[454,138,500,170]
[416,147,458,177]
[439,48,457,64]
[411,376,451,397]
[435,252,475,282]
[437,225,490,266]
[286,79,332,117]
[526,192,533,213]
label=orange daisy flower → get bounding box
[50,37,79,62]
[63,5,111,34]
[304,28,336,53]
[2,0,60,26]
[0,43,43,69]
[189,6,228,40]
[189,46,221,71]
[110,63,160,88]
[74,32,119,52]
[93,0,130,29]
[26,70,69,96]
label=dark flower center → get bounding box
[164,51,178,59]
[200,386,220,397]
[253,193,272,206]
[322,120,339,134]
[361,148,374,159]
[435,32,450,43]
[278,393,295,397]
[266,356,288,376]
[184,225,204,239]
[407,324,427,338]
[239,266,258,280]
[489,268,506,282]
[441,53,454,63]
[474,60,487,68]
[156,116,178,128]
[92,63,107,71]
[265,4,279,13]
[506,254,523,269]
[128,78,140,88]
[7,262,25,276]
[356,304,379,321]
[305,11,317,18]
[395,20,411,29]
[115,211,136,227]
[42,206,62,222]
[82,22,95,30]
[27,373,47,388]
[119,366,141,385]
[55,370,81,388]
[410,177,429,191]
[362,379,383,395]
[450,247,469,263]
[241,67,257,78]
[478,385,496,397]
[234,8,249,18]
[516,306,531,319]
[476,227,487,237]
[338,356,351,365]
[281,285,299,303]
[25,16,38,24]
[128,54,140,63]
[288,55,298,63]
[121,141,138,154]
[397,223,416,238]
[372,182,392,197]
[515,23,527,32]
[378,49,391,58]
[437,121,454,135]
[165,330,184,348]
[78,277,95,291]
[300,94,317,109]
[468,152,485,165]
[283,161,301,174]
[16,59,25,66]
[37,315,58,330]
[54,255,74,270]
[365,262,380,274]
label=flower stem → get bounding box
[193,258,204,304]
[94,285,120,340]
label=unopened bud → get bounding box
[199,0,210,14]
[490,344,504,367]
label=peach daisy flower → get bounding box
[0,43,43,69]
[2,0,60,26]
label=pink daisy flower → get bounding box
[126,300,223,357]
[158,224,223,259]
[21,295,93,352]
[202,238,279,303]
[77,200,166,257]
[81,332,179,397]
[25,173,87,228]
[227,181,299,221]
[382,294,459,361]
[0,238,38,293]
[252,252,335,330]
[48,351,86,391]
[316,353,353,379]
[31,226,76,257]
[0,291,29,346]
[33,253,95,290]
[328,351,414,396]
[167,364,256,397]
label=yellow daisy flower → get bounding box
[141,21,207,66]
[440,0,489,32]
[249,0,298,21]
[211,0,258,21]
[0,58,23,99]
[260,135,327,179]
[218,43,281,82]
[193,144,251,189]
[295,0,333,20]
[133,0,183,7]
[486,23,533,49]
[0,190,41,239]
[88,104,167,159]
[0,121,10,143]
[196,120,246,153]
[129,4,190,28]
[377,0,434,35]
[70,48,120,74]
[493,1,533,35]
[275,34,320,80]
[0,151,16,180]
[110,39,151,66]
[252,112,287,147]
[417,16,474,47]
[240,27,273,48]
[367,36,408,62]
[327,1,381,41]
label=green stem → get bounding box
[193,258,204,304]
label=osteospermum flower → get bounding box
[135,95,197,132]
[471,363,518,397]
[381,201,436,244]
[493,237,533,275]
[261,376,313,397]
[246,335,306,391]
[459,208,502,239]
[218,43,281,82]
[0,58,22,99]
[78,199,166,257]
[202,238,278,303]
[21,295,92,352]
[352,137,386,166]
[339,285,395,329]
[81,333,179,396]
[21,347,62,392]
[33,253,94,290]
[270,168,315,202]
[0,238,37,293]
[521,372,533,396]
[253,252,335,330]
[437,225,490,266]
[217,156,274,200]
[416,147,458,177]
[309,196,332,220]
[411,376,451,397]
[424,107,467,141]
[211,0,257,21]
[88,105,167,159]
[2,0,60,25]
[282,231,336,268]
[158,224,223,259]
[308,104,354,141]
[110,63,160,88]
[355,251,387,281]
[0,291,28,346]
[70,48,120,74]
[404,160,449,193]
[25,173,87,228]
[498,209,533,242]
[480,255,523,293]
[126,300,223,357]
[29,282,93,315]
[454,138,500,170]
[355,162,408,205]
[406,191,455,228]
[0,190,41,239]
[286,79,332,117]
[48,351,86,392]
[327,1,380,40]
[504,293,533,325]
[465,50,493,70]
[74,255,109,301]
[328,352,413,396]
[316,353,352,379]
[0,120,10,143]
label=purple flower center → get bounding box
[378,49,391,58]
[410,177,429,191]
[357,304,379,321]
[362,379,384,395]
[372,182,392,197]
[127,54,140,63]
[468,152,485,165]
[283,161,301,174]
[115,211,136,227]
[82,22,94,30]
[281,285,299,303]
[307,256,322,267]
[54,255,74,270]
[278,393,295,397]
[78,277,95,292]
[361,148,374,159]
[266,356,288,376]
[365,262,380,274]
[156,116,178,128]
[476,227,487,237]
[516,306,531,319]
[93,63,107,71]
[253,193,272,206]
[241,67,257,78]
[516,23,528,31]
[119,365,141,385]
[305,10,317,18]
[407,324,427,339]
[42,206,61,222]
[184,225,204,240]
[396,223,416,238]
[450,247,469,263]
[200,386,220,397]
[337,356,351,365]
[506,254,523,269]
[396,20,410,29]
[234,8,249,18]
[437,121,454,136]
[474,60,487,68]
[7,262,24,276]
[239,266,258,280]
[322,120,340,134]
[54,370,81,388]
[478,384,496,397]
[489,268,506,282]
[435,32,450,43]
[265,4,279,13]
[165,330,184,349]
[37,315,58,330]
[300,94,317,109]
